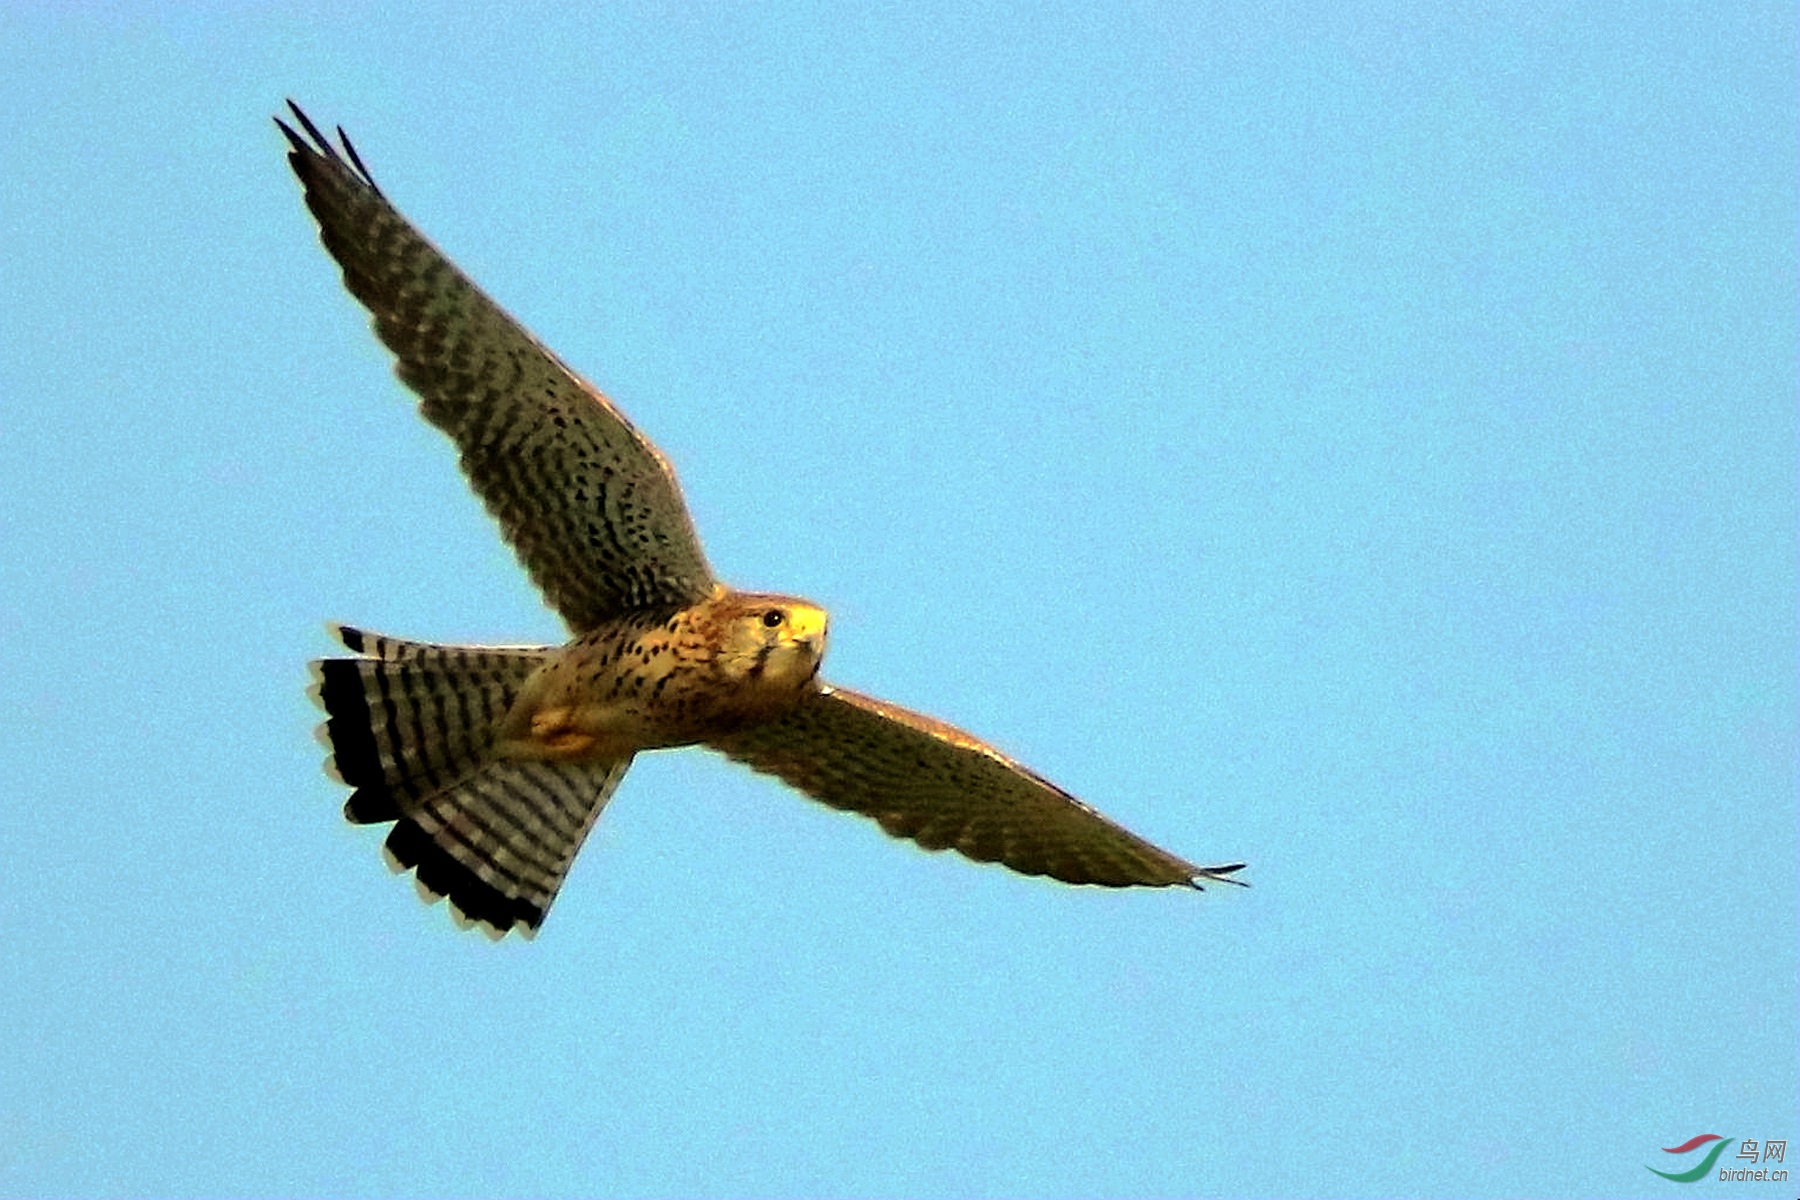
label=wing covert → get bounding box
[709,685,1246,889]
[278,103,715,629]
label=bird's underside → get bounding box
[284,101,1245,939]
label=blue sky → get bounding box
[1,6,1793,1197]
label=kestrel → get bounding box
[283,102,1245,939]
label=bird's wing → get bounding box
[709,685,1246,888]
[278,103,715,629]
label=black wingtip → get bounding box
[1194,862,1250,890]
[281,99,331,153]
[336,125,381,194]
[276,100,384,197]
[272,113,304,151]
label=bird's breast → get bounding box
[493,616,804,760]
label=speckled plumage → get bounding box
[285,102,1243,939]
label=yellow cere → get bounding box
[782,604,829,643]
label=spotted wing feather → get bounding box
[710,686,1246,888]
[278,103,715,629]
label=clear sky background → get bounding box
[1,7,1793,1198]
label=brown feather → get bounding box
[277,104,715,630]
[710,686,1246,889]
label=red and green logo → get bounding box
[1649,1134,1733,1183]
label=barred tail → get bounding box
[309,624,631,939]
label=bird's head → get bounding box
[712,590,830,696]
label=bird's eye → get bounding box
[761,609,785,628]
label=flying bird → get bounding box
[282,102,1245,939]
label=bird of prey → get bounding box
[282,102,1245,939]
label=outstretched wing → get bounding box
[710,685,1246,889]
[278,102,715,629]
